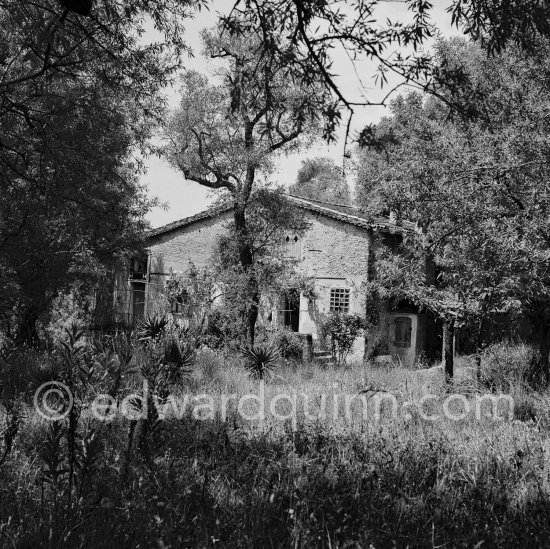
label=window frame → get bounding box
[329,288,351,313]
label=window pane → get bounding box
[329,288,350,313]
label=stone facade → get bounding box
[110,196,429,366]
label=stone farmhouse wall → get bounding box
[288,212,370,359]
[148,210,233,276]
[110,204,429,366]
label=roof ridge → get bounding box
[147,202,233,238]
[147,193,415,239]
[286,193,360,211]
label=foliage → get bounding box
[223,0,550,144]
[164,263,218,337]
[163,339,196,383]
[255,324,304,361]
[140,338,196,403]
[0,1,206,344]
[0,73,155,344]
[241,344,279,380]
[195,187,309,349]
[295,276,318,303]
[42,286,94,344]
[356,38,550,375]
[270,327,304,361]
[320,313,365,366]
[4,342,550,546]
[289,157,351,204]
[166,29,325,193]
[201,306,247,352]
[137,314,169,343]
[165,19,324,344]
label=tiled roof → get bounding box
[147,195,415,239]
[147,202,233,238]
[287,195,417,234]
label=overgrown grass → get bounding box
[1,339,550,547]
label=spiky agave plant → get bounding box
[137,314,168,343]
[241,345,279,380]
[163,339,195,384]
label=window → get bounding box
[129,257,147,280]
[281,289,300,332]
[132,282,146,320]
[283,235,302,260]
[394,317,412,348]
[329,288,350,313]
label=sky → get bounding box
[143,0,462,229]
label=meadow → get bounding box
[1,331,550,548]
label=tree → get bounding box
[209,187,310,349]
[289,157,351,204]
[0,1,207,344]
[0,1,206,179]
[356,38,550,379]
[165,22,325,343]
[0,78,153,344]
[223,0,550,146]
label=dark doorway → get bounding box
[283,289,300,332]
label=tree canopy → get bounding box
[165,21,326,342]
[356,37,550,375]
[222,0,550,144]
[0,0,205,343]
[289,157,351,205]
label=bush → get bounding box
[269,326,303,360]
[201,308,247,352]
[480,342,539,391]
[320,312,365,366]
[136,314,169,343]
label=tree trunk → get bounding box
[234,203,259,345]
[15,310,40,347]
[234,205,254,268]
[475,318,484,383]
[443,318,454,383]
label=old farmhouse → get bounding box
[97,195,439,366]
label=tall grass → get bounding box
[1,339,550,547]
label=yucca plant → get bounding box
[163,339,195,384]
[241,345,279,380]
[137,314,169,343]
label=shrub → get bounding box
[241,345,279,380]
[320,312,365,366]
[202,307,247,352]
[269,326,304,360]
[43,287,92,344]
[480,342,537,391]
[136,314,169,343]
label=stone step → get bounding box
[312,350,333,364]
[313,350,331,357]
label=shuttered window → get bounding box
[394,317,412,347]
[283,235,302,260]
